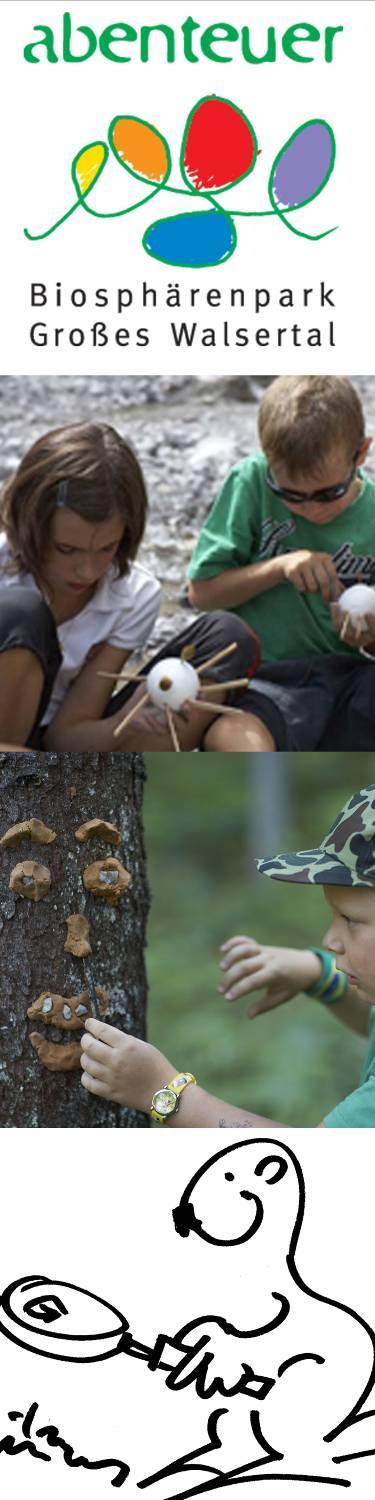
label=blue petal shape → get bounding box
[143,209,236,267]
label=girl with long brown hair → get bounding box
[0,421,258,750]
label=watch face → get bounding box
[153,1087,177,1116]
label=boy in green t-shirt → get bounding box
[80,785,375,1127]
[188,376,375,751]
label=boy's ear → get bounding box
[358,437,372,462]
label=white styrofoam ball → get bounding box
[337,584,375,619]
[147,657,200,710]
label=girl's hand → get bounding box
[112,683,192,743]
[81,1019,175,1111]
[218,937,322,1017]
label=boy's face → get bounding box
[322,883,375,996]
[268,438,371,527]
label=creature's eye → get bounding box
[224,1172,234,1182]
[23,1294,69,1323]
[254,1156,288,1185]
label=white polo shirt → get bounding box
[0,535,161,724]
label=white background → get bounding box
[1,7,375,1493]
[0,0,373,372]
[0,1129,374,1498]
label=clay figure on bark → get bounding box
[0,751,149,1127]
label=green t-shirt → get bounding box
[188,453,375,664]
[324,1006,375,1127]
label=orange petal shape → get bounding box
[109,116,170,185]
[72,141,108,198]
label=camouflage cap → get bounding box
[257,786,375,887]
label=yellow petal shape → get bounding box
[73,142,107,197]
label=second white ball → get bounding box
[337,584,375,620]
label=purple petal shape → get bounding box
[272,122,334,210]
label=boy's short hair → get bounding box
[258,376,365,479]
[0,422,148,581]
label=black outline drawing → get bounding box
[0,1140,374,1493]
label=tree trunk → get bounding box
[246,758,290,875]
[0,751,150,1127]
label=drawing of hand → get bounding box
[168,1319,273,1400]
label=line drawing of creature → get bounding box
[0,1139,374,1495]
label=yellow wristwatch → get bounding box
[150,1072,196,1124]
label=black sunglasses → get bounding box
[266,450,361,506]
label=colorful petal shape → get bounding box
[181,96,257,193]
[109,115,171,185]
[143,209,236,267]
[269,119,335,211]
[72,141,108,198]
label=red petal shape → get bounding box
[182,97,256,192]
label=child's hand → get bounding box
[80,1018,175,1111]
[113,683,192,743]
[218,938,322,1017]
[280,550,341,603]
[331,603,375,651]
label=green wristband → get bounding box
[305,948,349,1004]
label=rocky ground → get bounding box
[0,374,373,652]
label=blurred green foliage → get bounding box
[143,753,375,1125]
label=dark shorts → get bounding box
[0,589,62,738]
[0,588,260,747]
[3,588,374,751]
[235,654,375,751]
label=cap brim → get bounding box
[256,847,371,886]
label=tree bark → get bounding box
[0,751,150,1127]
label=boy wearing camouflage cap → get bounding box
[81,785,375,1128]
[254,783,375,1126]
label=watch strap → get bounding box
[150,1072,196,1124]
